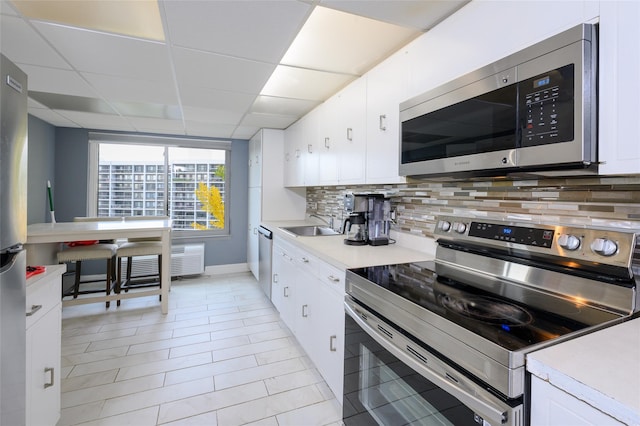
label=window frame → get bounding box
[87,132,231,238]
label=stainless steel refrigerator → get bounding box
[0,53,28,426]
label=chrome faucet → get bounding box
[309,213,334,230]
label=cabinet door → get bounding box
[366,50,408,184]
[530,376,624,426]
[26,306,61,426]
[336,78,366,184]
[312,282,345,404]
[284,121,304,187]
[248,132,262,188]
[598,1,640,175]
[271,243,296,331]
[247,187,261,279]
[318,98,340,185]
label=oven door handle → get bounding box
[345,300,514,426]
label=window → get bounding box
[88,133,231,236]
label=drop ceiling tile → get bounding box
[232,125,261,140]
[28,107,80,127]
[163,0,312,63]
[179,84,256,113]
[185,121,236,138]
[261,65,356,101]
[251,95,320,117]
[281,6,418,75]
[320,1,470,31]
[173,47,275,94]
[32,21,173,82]
[20,64,101,97]
[81,72,178,105]
[0,15,71,68]
[182,106,243,126]
[240,112,298,129]
[129,117,185,134]
[53,110,136,131]
[0,0,19,16]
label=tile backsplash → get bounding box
[306,175,640,239]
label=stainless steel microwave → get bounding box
[400,23,597,178]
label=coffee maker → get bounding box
[342,194,368,246]
[367,194,391,246]
[342,193,392,246]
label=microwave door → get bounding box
[516,39,596,169]
[400,75,518,176]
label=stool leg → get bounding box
[105,257,112,309]
[73,261,82,299]
[125,257,133,293]
[158,255,162,301]
[116,257,122,307]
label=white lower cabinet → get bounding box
[26,266,64,426]
[530,376,624,426]
[271,237,345,404]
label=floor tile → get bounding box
[59,272,342,426]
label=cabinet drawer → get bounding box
[26,274,62,329]
[315,260,345,295]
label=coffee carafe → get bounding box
[343,213,367,246]
[367,195,391,246]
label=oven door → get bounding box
[344,299,524,426]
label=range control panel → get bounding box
[468,222,554,248]
[434,216,637,268]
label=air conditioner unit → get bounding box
[119,243,205,279]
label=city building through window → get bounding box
[88,133,230,235]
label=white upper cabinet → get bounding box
[318,78,367,185]
[598,1,640,175]
[284,106,321,187]
[365,48,409,184]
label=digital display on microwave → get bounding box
[534,76,551,88]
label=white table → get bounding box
[26,219,172,314]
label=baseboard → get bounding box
[205,263,250,276]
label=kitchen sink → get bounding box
[280,225,341,237]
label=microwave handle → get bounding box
[345,300,511,426]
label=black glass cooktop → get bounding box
[349,261,595,352]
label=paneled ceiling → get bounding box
[0,0,468,140]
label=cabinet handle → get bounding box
[26,304,42,317]
[301,257,309,263]
[346,127,353,141]
[284,286,289,297]
[308,144,313,154]
[302,304,308,317]
[44,367,54,389]
[295,149,301,159]
[273,273,278,283]
[330,335,337,352]
[328,275,340,283]
[324,137,330,149]
[285,152,290,161]
[379,114,387,131]
[253,227,258,235]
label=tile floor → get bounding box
[59,272,342,426]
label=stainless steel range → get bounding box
[343,216,640,426]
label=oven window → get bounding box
[401,83,518,165]
[343,315,481,426]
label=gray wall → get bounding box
[27,115,56,225]
[46,127,249,268]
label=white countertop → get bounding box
[26,264,66,286]
[262,220,435,270]
[527,317,640,425]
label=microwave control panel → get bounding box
[520,63,575,147]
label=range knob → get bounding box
[590,238,618,257]
[558,234,581,251]
[438,220,451,232]
[452,222,467,234]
